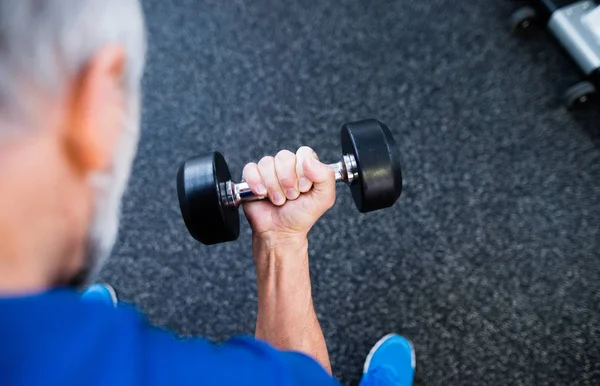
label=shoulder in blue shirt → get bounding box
[0,289,339,386]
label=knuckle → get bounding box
[242,162,257,174]
[257,156,274,169]
[275,149,295,163]
[241,163,251,176]
[297,146,313,154]
[298,146,318,160]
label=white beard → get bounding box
[76,95,141,286]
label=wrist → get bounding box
[252,233,310,277]
[252,232,308,254]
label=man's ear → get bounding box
[63,45,126,174]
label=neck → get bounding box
[0,221,85,295]
[0,191,70,295]
[0,123,86,296]
[0,257,54,295]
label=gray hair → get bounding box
[0,0,147,284]
[0,0,146,129]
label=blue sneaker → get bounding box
[81,283,118,307]
[360,334,416,386]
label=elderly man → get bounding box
[0,1,414,385]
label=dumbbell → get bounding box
[177,119,403,245]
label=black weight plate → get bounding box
[177,152,240,245]
[341,119,402,213]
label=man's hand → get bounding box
[242,146,336,241]
[241,146,335,374]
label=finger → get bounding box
[296,146,317,193]
[303,156,336,196]
[242,162,267,196]
[275,150,300,200]
[257,156,286,206]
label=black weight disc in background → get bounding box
[340,119,403,213]
[177,152,240,245]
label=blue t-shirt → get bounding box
[0,289,339,386]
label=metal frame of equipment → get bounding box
[511,1,600,108]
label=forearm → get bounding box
[253,235,331,373]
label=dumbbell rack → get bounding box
[510,0,600,108]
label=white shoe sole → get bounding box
[103,283,118,307]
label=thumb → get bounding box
[303,157,335,195]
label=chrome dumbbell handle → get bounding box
[221,155,358,208]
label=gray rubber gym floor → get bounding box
[100,0,600,384]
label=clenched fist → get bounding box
[242,146,336,240]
